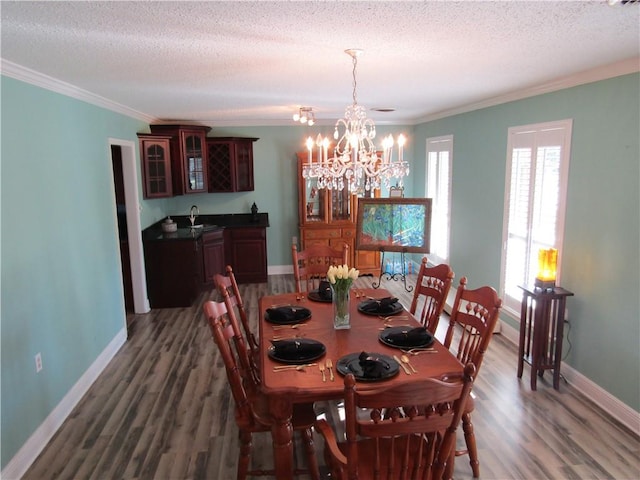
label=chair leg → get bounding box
[237,429,252,480]
[462,411,480,477]
[300,427,320,480]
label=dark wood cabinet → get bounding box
[138,134,173,198]
[202,229,225,287]
[224,227,267,283]
[144,237,202,308]
[150,124,211,195]
[207,137,258,192]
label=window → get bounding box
[426,135,453,264]
[500,120,572,316]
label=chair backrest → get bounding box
[409,258,454,333]
[292,243,349,293]
[342,363,476,480]
[443,277,503,376]
[202,300,257,430]
[213,269,260,386]
[214,265,258,354]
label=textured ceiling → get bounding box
[1,1,639,126]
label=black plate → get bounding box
[379,326,434,349]
[264,305,312,325]
[307,290,332,303]
[357,300,404,316]
[268,339,326,364]
[336,352,400,382]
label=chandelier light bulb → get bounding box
[293,112,300,122]
[300,114,307,123]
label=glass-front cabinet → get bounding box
[138,134,173,198]
[297,151,381,275]
[149,124,211,195]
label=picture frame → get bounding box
[356,198,432,253]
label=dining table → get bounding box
[258,287,465,480]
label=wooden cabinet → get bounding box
[202,229,225,287]
[144,237,202,308]
[149,124,211,195]
[138,134,173,198]
[224,227,267,283]
[207,137,258,192]
[296,152,381,276]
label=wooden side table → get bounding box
[517,284,574,390]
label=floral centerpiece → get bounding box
[327,264,359,329]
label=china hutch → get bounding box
[296,151,381,276]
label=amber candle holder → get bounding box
[534,248,557,290]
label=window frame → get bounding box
[425,134,453,265]
[499,119,573,317]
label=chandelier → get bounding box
[293,106,315,126]
[301,49,410,192]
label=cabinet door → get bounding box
[202,231,225,286]
[235,139,254,191]
[139,137,172,198]
[224,228,267,283]
[180,130,208,194]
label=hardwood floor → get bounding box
[23,274,639,479]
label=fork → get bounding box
[271,324,301,330]
[326,359,334,381]
[319,363,326,382]
[271,333,305,341]
[273,363,317,371]
[402,348,438,355]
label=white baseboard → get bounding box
[268,265,293,275]
[1,328,127,480]
[498,321,640,436]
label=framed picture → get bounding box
[356,198,432,253]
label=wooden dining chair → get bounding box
[409,258,454,334]
[203,300,320,480]
[315,363,476,480]
[214,266,260,382]
[443,277,503,478]
[291,243,349,293]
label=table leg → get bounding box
[269,395,294,480]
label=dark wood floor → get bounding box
[23,274,640,479]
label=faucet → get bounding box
[189,205,199,226]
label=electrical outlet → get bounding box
[35,352,43,373]
[565,308,569,321]
[292,236,298,246]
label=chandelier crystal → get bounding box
[302,49,410,192]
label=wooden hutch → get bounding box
[296,151,380,276]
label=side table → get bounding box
[517,284,574,390]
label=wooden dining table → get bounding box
[258,287,464,480]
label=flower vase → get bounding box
[332,285,351,330]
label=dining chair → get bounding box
[214,266,260,383]
[443,276,503,478]
[203,300,320,480]
[291,243,349,293]
[315,363,476,480]
[409,257,454,334]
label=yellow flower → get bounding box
[327,264,359,286]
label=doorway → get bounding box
[109,138,150,323]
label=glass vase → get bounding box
[332,284,351,330]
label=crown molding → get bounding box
[416,57,640,124]
[1,59,156,123]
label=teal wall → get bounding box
[0,77,150,468]
[411,73,639,411]
[1,72,638,470]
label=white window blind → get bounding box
[500,120,572,315]
[426,135,453,264]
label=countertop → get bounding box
[143,213,269,242]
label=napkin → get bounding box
[360,297,400,314]
[357,351,389,379]
[385,327,432,347]
[317,280,332,301]
[270,339,324,360]
[266,306,309,323]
